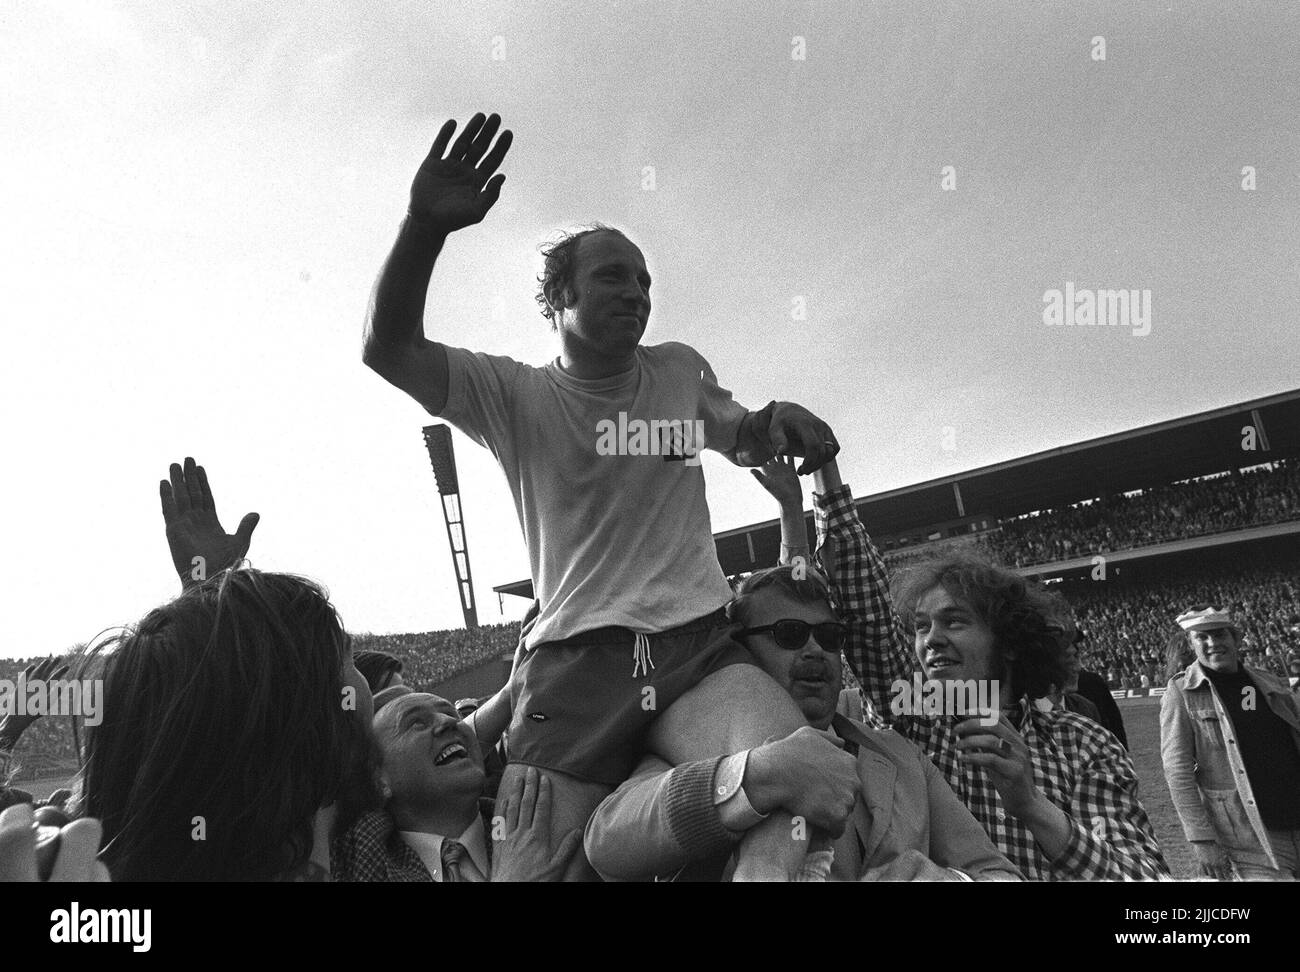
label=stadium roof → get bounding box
[493,386,1300,599]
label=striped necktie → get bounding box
[441,839,486,882]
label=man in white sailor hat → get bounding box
[1159,604,1300,880]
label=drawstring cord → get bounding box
[632,632,655,678]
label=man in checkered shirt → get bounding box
[808,458,1169,881]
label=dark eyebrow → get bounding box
[397,700,456,728]
[593,262,651,287]
[397,708,426,730]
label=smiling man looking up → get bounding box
[333,688,581,882]
[363,113,841,880]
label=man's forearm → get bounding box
[467,686,511,750]
[778,503,807,563]
[584,757,736,881]
[812,458,842,494]
[812,482,918,699]
[363,217,449,359]
[1016,793,1073,861]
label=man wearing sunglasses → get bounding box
[582,548,1021,881]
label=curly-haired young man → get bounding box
[805,456,1168,880]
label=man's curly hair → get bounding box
[534,224,631,328]
[892,555,1069,701]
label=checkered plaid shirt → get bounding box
[813,485,1169,881]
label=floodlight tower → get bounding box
[422,424,478,629]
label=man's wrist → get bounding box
[741,744,784,816]
[401,212,453,245]
[780,542,810,566]
[734,402,778,466]
[1014,790,1055,831]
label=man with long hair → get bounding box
[80,569,375,881]
[806,455,1167,880]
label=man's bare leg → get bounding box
[647,664,811,881]
[495,763,610,880]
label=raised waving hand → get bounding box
[159,457,259,589]
[408,112,513,233]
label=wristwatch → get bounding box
[714,750,769,832]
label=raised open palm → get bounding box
[751,455,803,508]
[409,112,513,232]
[159,457,258,588]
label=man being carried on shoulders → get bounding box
[363,113,840,879]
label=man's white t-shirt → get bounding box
[438,341,748,649]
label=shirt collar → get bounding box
[399,815,490,881]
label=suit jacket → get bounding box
[1076,670,1128,749]
[332,798,496,882]
[583,707,1022,882]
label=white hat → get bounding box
[1175,606,1234,632]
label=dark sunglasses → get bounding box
[737,619,848,652]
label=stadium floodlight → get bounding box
[423,424,460,495]
[422,424,478,629]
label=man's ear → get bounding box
[544,282,573,321]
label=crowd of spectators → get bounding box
[975,461,1298,568]
[1066,560,1300,688]
[0,656,81,778]
[878,461,1297,572]
[351,622,519,691]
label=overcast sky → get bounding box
[3,0,1297,658]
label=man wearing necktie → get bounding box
[333,687,581,882]
[440,839,485,882]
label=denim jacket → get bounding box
[1159,662,1300,870]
